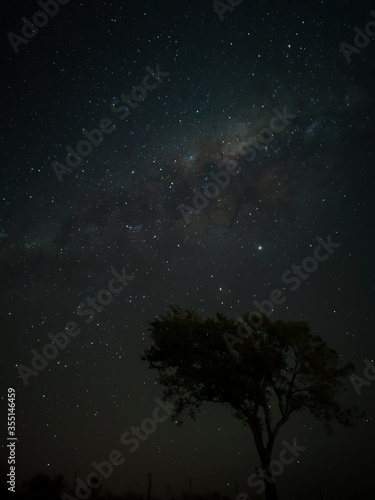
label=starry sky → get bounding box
[1,0,375,499]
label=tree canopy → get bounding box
[142,306,362,500]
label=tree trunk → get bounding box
[261,459,278,500]
[264,479,278,500]
[247,417,278,500]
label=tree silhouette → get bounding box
[141,306,362,500]
[25,473,67,499]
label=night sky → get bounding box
[1,1,375,499]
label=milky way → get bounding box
[1,1,375,499]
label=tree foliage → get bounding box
[142,306,362,458]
